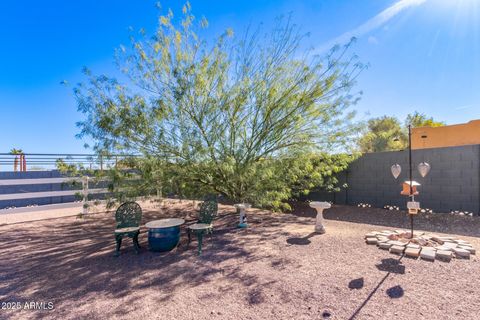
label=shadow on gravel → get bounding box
[348,278,364,290]
[286,232,318,245]
[386,285,404,298]
[375,258,405,274]
[0,203,281,320]
[348,256,405,320]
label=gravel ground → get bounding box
[0,200,479,320]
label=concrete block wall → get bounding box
[311,145,480,215]
[0,170,79,209]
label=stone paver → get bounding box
[443,242,458,249]
[436,250,453,262]
[390,245,405,254]
[431,236,444,244]
[377,236,389,243]
[405,247,421,258]
[378,242,392,250]
[367,229,476,262]
[459,246,476,254]
[406,243,421,249]
[453,248,470,258]
[388,240,407,247]
[420,248,436,261]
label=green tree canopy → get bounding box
[358,116,406,153]
[405,111,446,128]
[9,148,23,155]
[74,4,363,208]
[359,111,445,153]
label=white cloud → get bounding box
[454,105,472,110]
[368,36,379,44]
[316,0,427,53]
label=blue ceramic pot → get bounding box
[148,226,181,252]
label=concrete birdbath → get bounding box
[309,201,331,234]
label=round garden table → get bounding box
[145,218,185,252]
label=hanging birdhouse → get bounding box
[401,181,420,196]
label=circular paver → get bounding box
[365,229,475,261]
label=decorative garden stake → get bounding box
[391,164,402,179]
[391,125,431,238]
[235,203,251,228]
[82,176,89,215]
[310,201,331,234]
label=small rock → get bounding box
[366,237,378,245]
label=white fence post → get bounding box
[82,176,89,215]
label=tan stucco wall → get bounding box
[412,120,480,150]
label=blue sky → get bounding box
[0,0,479,154]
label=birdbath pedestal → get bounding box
[235,203,251,228]
[309,201,331,234]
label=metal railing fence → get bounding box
[0,153,139,172]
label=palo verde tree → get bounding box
[74,3,364,209]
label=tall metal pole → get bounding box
[408,125,414,237]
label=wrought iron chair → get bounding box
[187,200,218,255]
[114,201,142,257]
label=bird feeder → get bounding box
[407,201,420,215]
[401,181,420,196]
